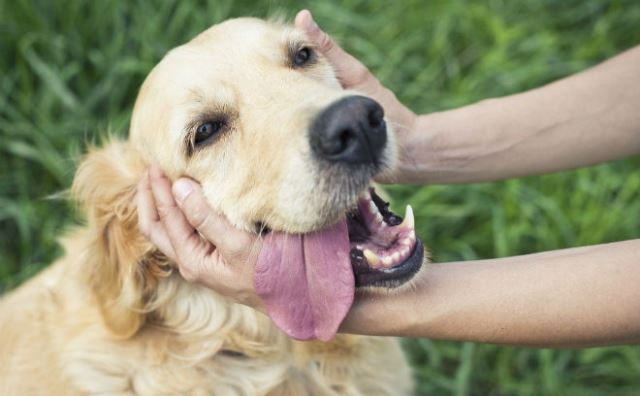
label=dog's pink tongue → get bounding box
[254,219,354,341]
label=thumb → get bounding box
[172,178,255,258]
[295,9,372,89]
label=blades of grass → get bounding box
[19,34,80,111]
[454,342,475,396]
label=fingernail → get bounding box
[302,10,319,33]
[172,179,193,204]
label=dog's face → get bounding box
[130,18,394,234]
[129,16,424,315]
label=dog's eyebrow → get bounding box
[186,88,206,103]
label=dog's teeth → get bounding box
[399,205,414,229]
[391,252,401,263]
[363,249,380,266]
[369,201,378,215]
[382,256,393,267]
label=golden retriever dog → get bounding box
[0,18,426,395]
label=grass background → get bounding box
[1,0,639,394]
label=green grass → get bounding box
[2,0,639,394]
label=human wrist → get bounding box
[340,288,410,336]
[386,111,446,185]
[394,99,509,185]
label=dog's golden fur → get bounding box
[0,18,413,395]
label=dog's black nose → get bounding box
[310,96,387,166]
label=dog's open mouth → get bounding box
[347,188,424,288]
[254,187,425,341]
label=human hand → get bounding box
[136,165,264,311]
[295,9,418,183]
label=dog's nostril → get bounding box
[322,128,355,156]
[338,129,355,153]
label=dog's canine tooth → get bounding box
[363,249,380,266]
[399,205,414,229]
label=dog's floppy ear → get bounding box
[72,140,168,338]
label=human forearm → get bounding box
[397,46,640,184]
[341,239,640,347]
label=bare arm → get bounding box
[342,239,640,347]
[402,46,640,183]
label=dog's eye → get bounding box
[293,46,313,67]
[195,120,225,145]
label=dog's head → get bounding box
[73,18,425,340]
[131,18,392,233]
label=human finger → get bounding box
[295,9,373,89]
[136,169,177,260]
[171,178,255,260]
[148,165,212,268]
